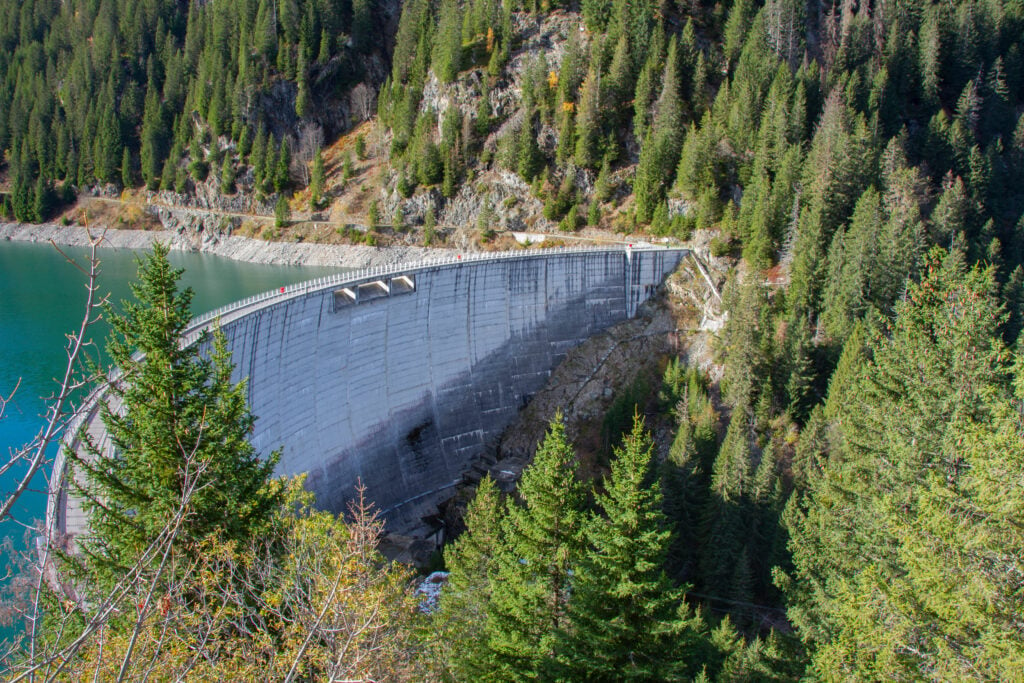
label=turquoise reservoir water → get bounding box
[0,240,344,615]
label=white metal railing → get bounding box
[180,245,684,344]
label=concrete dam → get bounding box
[49,247,686,542]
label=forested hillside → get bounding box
[4,0,1024,679]
[372,0,1024,674]
[0,0,393,221]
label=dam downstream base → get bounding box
[50,248,688,551]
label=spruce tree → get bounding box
[486,415,587,680]
[310,149,325,208]
[274,138,291,192]
[573,67,601,169]
[219,153,235,194]
[557,415,706,680]
[140,86,165,190]
[72,244,282,587]
[432,0,464,84]
[437,475,506,679]
[121,148,133,188]
[634,38,684,223]
[352,0,373,54]
[516,116,542,182]
[785,248,1016,679]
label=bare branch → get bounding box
[0,232,106,521]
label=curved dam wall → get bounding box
[51,247,686,540]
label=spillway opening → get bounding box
[333,287,356,309]
[391,275,416,295]
[357,280,389,302]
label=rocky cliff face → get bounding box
[377,11,601,234]
[251,0,402,141]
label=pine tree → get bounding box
[140,86,165,190]
[295,51,310,118]
[352,0,373,54]
[423,206,437,246]
[72,244,282,587]
[252,126,268,188]
[917,5,943,110]
[516,116,542,181]
[606,33,632,124]
[634,38,684,223]
[94,103,122,184]
[275,194,291,227]
[632,53,659,144]
[723,0,755,70]
[557,415,706,680]
[121,148,133,188]
[32,176,53,222]
[581,0,612,32]
[189,136,208,182]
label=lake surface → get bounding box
[0,240,345,622]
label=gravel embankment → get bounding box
[1,222,450,268]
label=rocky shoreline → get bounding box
[0,221,450,269]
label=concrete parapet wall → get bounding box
[51,248,686,540]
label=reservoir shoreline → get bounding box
[1,221,448,269]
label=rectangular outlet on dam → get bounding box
[332,275,417,310]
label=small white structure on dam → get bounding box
[49,247,686,543]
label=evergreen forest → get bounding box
[2,0,1024,680]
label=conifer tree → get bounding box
[121,148,133,188]
[72,243,282,587]
[252,126,268,188]
[635,37,684,222]
[275,194,291,227]
[295,52,311,118]
[516,116,542,181]
[219,153,235,194]
[352,0,374,53]
[189,136,208,182]
[581,0,612,32]
[437,476,506,679]
[310,148,325,208]
[632,53,659,144]
[423,206,437,245]
[556,415,706,680]
[606,34,631,123]
[432,0,464,84]
[486,415,587,679]
[140,86,165,190]
[785,248,1016,679]
[573,67,601,169]
[274,138,291,192]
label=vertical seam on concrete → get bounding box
[313,295,323,476]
